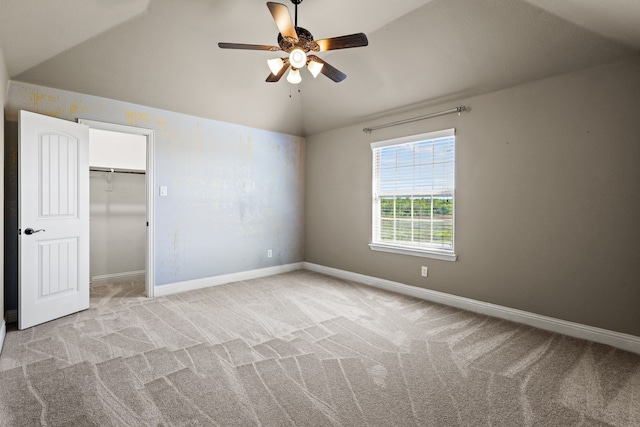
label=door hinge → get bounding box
[18,228,21,235]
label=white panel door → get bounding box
[19,110,90,329]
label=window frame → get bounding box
[369,128,458,261]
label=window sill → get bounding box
[369,243,458,261]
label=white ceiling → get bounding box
[0,0,151,76]
[525,0,640,48]
[1,0,639,136]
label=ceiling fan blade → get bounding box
[218,42,281,51]
[314,33,368,51]
[266,63,290,83]
[309,56,347,82]
[267,2,298,41]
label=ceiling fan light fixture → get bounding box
[289,48,307,69]
[287,67,302,84]
[267,57,285,75]
[307,59,324,78]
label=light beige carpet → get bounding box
[0,270,638,426]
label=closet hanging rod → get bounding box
[90,167,146,175]
[363,106,467,134]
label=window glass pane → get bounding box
[433,220,453,245]
[414,221,431,243]
[396,220,412,241]
[381,219,395,241]
[433,197,453,219]
[380,198,395,218]
[396,197,412,218]
[414,164,432,191]
[413,143,433,165]
[434,138,454,162]
[396,167,413,191]
[379,148,397,169]
[433,163,453,189]
[395,145,414,167]
[413,197,431,219]
[379,168,397,192]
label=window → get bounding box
[370,128,457,261]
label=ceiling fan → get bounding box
[218,1,368,84]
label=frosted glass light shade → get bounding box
[307,59,324,78]
[289,48,307,69]
[287,68,302,84]
[267,58,285,75]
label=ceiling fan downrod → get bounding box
[291,0,302,27]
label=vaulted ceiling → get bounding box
[1,0,639,136]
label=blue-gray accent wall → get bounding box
[4,81,304,312]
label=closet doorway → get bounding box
[80,119,155,298]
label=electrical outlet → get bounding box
[421,266,428,277]
[267,249,272,258]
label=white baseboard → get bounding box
[303,262,640,355]
[0,320,6,355]
[91,270,146,287]
[6,309,17,324]
[154,263,304,297]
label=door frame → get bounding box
[79,119,155,298]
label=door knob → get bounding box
[24,228,45,235]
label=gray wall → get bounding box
[305,58,640,337]
[90,171,146,281]
[0,46,7,325]
[5,82,304,297]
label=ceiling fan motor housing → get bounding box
[277,27,320,53]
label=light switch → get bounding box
[160,186,168,196]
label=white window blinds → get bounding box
[371,129,456,257]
